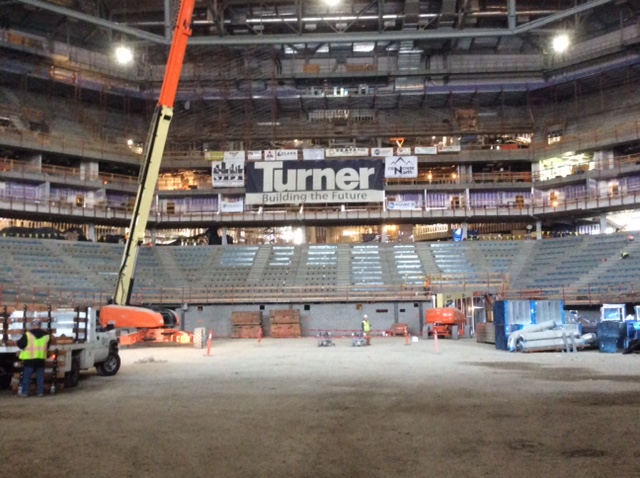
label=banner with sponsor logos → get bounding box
[325,147,369,158]
[219,195,244,213]
[223,150,245,161]
[302,148,325,160]
[245,159,384,205]
[264,149,298,161]
[212,158,245,188]
[204,151,224,161]
[384,156,418,178]
[247,150,262,160]
[371,147,394,157]
[387,200,419,210]
[438,145,462,153]
[396,147,412,155]
[414,146,438,155]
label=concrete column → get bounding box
[88,223,96,242]
[221,227,228,245]
[150,230,157,245]
[307,226,317,244]
[536,220,542,240]
[599,214,608,234]
[461,222,468,240]
[380,226,388,243]
[26,153,42,172]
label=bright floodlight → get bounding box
[552,34,570,53]
[115,45,134,64]
[323,0,341,6]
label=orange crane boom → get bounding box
[100,0,195,340]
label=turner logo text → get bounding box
[246,159,384,205]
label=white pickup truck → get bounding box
[0,306,120,392]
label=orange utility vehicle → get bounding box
[425,308,467,339]
[99,0,195,345]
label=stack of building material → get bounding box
[493,300,565,350]
[507,320,596,353]
[231,311,262,338]
[476,322,496,344]
[270,309,302,338]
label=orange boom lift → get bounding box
[100,0,195,345]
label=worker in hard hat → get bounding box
[17,318,50,397]
[361,314,372,346]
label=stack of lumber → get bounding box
[270,309,302,338]
[476,322,496,344]
[231,311,262,338]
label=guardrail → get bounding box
[3,277,640,309]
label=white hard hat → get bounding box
[363,314,368,319]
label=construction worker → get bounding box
[17,318,49,397]
[361,314,371,346]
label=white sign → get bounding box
[396,147,412,155]
[276,149,299,160]
[388,201,419,210]
[223,150,246,161]
[415,146,438,155]
[302,149,325,160]
[247,150,262,160]
[212,158,245,188]
[325,147,369,158]
[220,196,244,213]
[371,147,394,157]
[264,150,276,161]
[438,145,462,153]
[384,156,418,178]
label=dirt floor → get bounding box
[2,336,640,478]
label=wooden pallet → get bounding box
[232,325,262,339]
[476,322,496,344]
[231,311,262,326]
[269,309,301,325]
[270,323,302,338]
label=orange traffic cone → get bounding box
[434,329,440,354]
[404,326,410,345]
[206,329,213,356]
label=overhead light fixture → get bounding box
[323,0,341,6]
[552,34,570,53]
[115,45,134,64]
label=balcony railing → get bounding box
[3,280,640,310]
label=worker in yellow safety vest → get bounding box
[361,314,372,346]
[17,318,50,397]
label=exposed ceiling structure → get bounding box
[1,0,636,54]
[1,0,640,147]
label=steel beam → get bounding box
[515,0,614,34]
[16,0,166,44]
[508,0,517,31]
[15,0,614,47]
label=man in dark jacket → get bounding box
[17,318,50,397]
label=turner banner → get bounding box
[245,159,384,205]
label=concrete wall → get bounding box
[181,301,429,337]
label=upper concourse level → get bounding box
[0,17,640,228]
